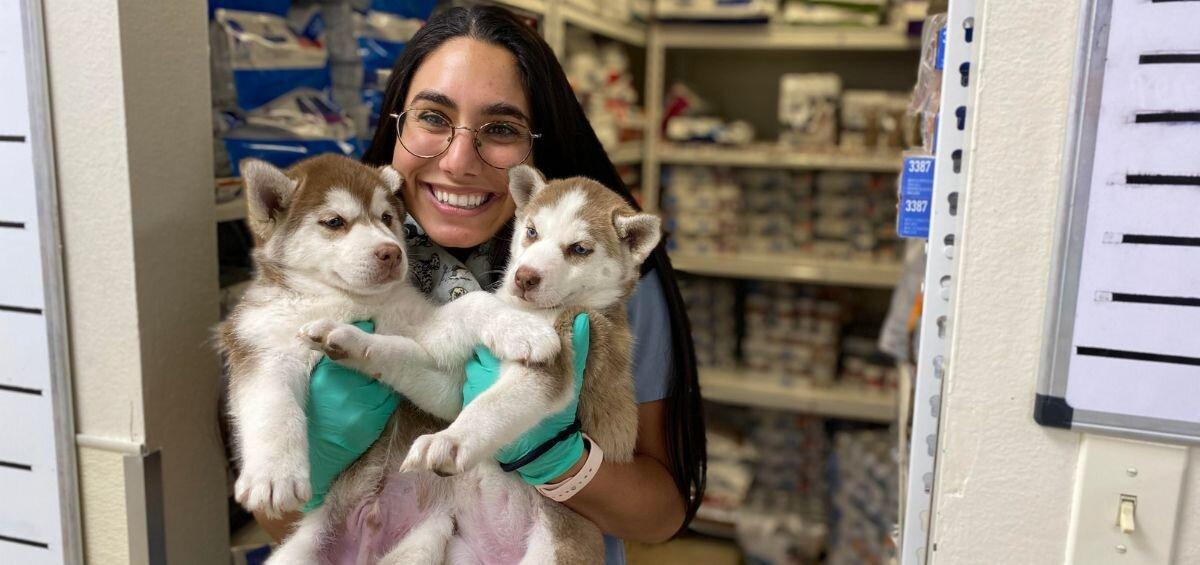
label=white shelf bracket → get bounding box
[900,1,981,563]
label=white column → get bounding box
[42,1,228,562]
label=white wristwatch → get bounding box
[536,433,603,502]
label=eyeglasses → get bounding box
[390,109,541,169]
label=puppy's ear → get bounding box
[241,158,298,240]
[377,165,404,195]
[508,165,547,210]
[613,211,662,264]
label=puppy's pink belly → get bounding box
[320,473,434,564]
[454,478,538,564]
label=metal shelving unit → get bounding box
[671,252,902,288]
[701,368,897,423]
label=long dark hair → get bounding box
[363,5,705,535]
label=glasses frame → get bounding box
[389,109,542,170]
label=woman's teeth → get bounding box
[434,189,488,209]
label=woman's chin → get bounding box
[420,220,496,249]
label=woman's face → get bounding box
[392,37,530,249]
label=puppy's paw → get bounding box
[234,463,311,518]
[298,319,369,361]
[401,432,478,477]
[481,313,560,363]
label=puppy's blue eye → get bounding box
[321,217,345,229]
[526,226,538,239]
[569,243,592,256]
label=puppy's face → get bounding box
[242,155,409,295]
[502,166,661,310]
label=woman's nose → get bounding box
[439,129,483,178]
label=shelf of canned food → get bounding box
[700,367,896,423]
[657,24,921,51]
[657,142,902,172]
[671,252,901,288]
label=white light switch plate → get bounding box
[1066,435,1188,564]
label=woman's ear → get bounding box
[377,165,404,196]
[613,212,662,264]
[241,159,299,241]
[508,165,548,210]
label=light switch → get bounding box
[1066,435,1188,565]
[1118,494,1136,534]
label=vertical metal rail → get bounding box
[900,1,980,562]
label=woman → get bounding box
[263,5,705,562]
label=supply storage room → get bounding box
[13,0,1200,564]
[209,0,928,563]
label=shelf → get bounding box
[658,24,920,51]
[658,142,902,172]
[700,367,896,423]
[215,195,247,223]
[607,141,644,165]
[562,5,646,46]
[489,0,547,16]
[670,251,901,288]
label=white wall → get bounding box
[930,0,1199,562]
[43,0,229,562]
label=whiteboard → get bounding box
[1038,0,1200,444]
[0,0,83,562]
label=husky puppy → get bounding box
[304,165,662,563]
[218,155,560,564]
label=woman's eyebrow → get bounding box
[483,102,530,124]
[411,90,456,109]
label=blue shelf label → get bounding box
[898,156,935,239]
[936,26,947,70]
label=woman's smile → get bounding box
[421,180,502,217]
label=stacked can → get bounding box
[839,356,900,392]
[662,166,742,255]
[812,172,900,261]
[828,429,899,565]
[751,412,829,497]
[742,282,842,386]
[735,411,831,563]
[740,170,815,254]
[677,277,737,369]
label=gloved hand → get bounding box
[462,313,590,485]
[303,320,401,512]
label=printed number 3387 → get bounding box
[904,200,928,213]
[907,159,933,173]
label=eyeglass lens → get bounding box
[395,110,535,169]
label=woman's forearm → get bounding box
[556,399,685,543]
[560,451,685,543]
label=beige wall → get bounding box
[930,0,1199,562]
[44,0,229,562]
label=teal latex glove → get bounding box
[304,320,401,512]
[463,313,590,485]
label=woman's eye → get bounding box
[569,243,592,256]
[418,111,451,128]
[526,226,538,239]
[484,123,520,139]
[321,216,346,229]
[381,212,393,226]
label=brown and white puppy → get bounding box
[217,154,559,564]
[312,164,661,562]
